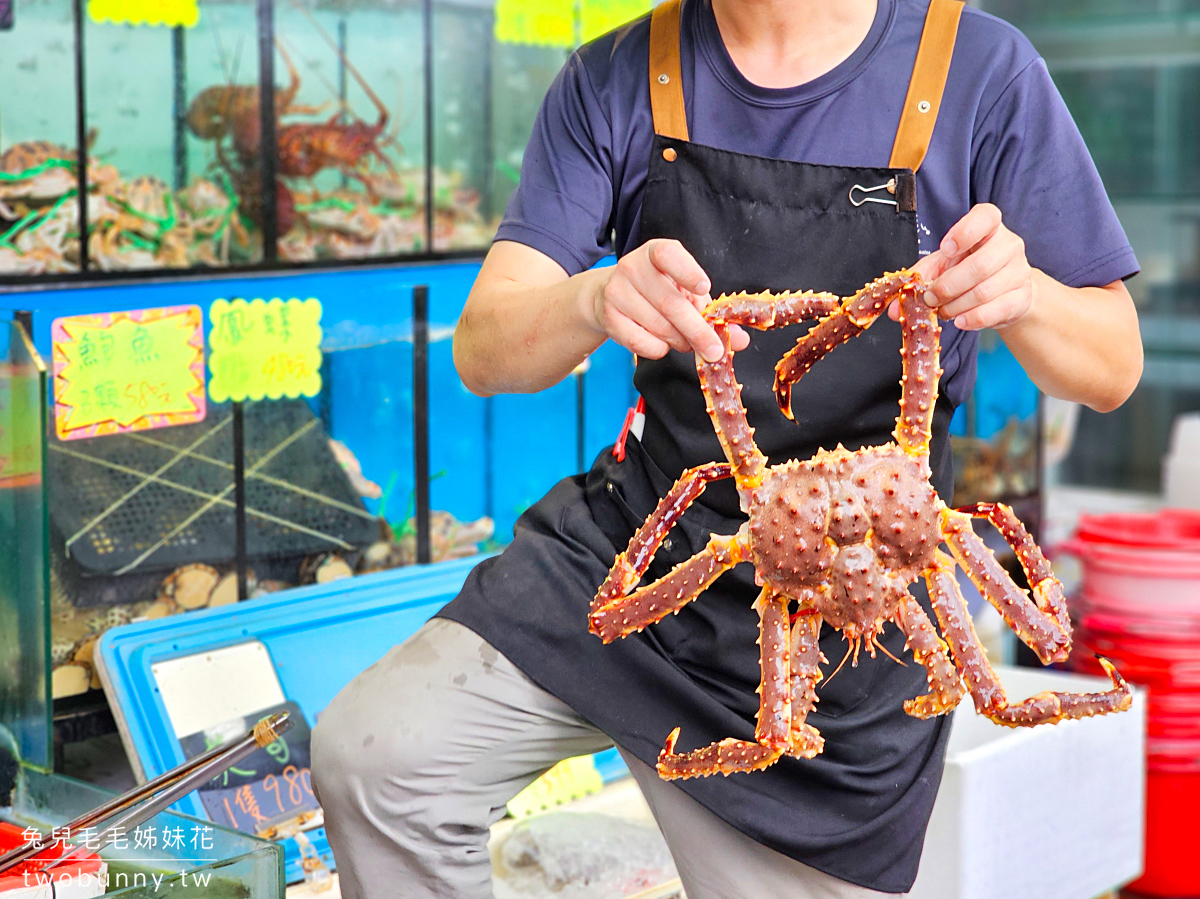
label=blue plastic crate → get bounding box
[97,557,627,883]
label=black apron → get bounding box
[441,1,964,891]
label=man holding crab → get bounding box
[312,0,1142,896]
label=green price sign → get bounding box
[207,298,323,403]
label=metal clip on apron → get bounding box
[447,2,969,890]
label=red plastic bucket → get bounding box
[1073,509,1200,550]
[1063,510,1200,898]
[1126,768,1200,896]
[1060,509,1200,619]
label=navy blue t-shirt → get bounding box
[496,0,1139,408]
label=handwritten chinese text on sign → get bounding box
[207,298,323,403]
[52,306,206,442]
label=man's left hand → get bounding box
[889,203,1035,331]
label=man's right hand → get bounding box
[584,239,748,362]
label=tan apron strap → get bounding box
[649,0,689,140]
[889,0,964,172]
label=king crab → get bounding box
[589,270,1132,780]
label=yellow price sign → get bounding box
[494,0,649,48]
[88,0,199,27]
[0,362,42,487]
[580,0,650,43]
[506,755,603,818]
[494,0,574,48]
[208,298,323,403]
[52,306,206,442]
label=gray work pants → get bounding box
[311,618,894,899]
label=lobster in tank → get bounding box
[185,42,321,160]
[274,0,400,186]
[589,269,1133,779]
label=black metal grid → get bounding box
[48,399,378,577]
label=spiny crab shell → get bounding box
[748,445,938,650]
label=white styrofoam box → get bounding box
[909,666,1146,899]
[1165,412,1200,509]
[1164,452,1200,509]
[1168,412,1200,456]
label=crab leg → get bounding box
[697,325,767,494]
[754,587,793,747]
[657,587,793,779]
[773,271,924,420]
[956,502,1071,635]
[894,277,941,457]
[924,555,1132,726]
[705,290,839,330]
[940,508,1071,665]
[895,591,966,719]
[589,531,750,642]
[591,461,731,612]
[787,606,825,758]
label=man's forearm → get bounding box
[454,258,607,398]
[998,271,1142,413]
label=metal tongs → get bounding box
[0,710,293,877]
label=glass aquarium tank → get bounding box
[0,0,82,275]
[0,0,651,279]
[0,317,284,897]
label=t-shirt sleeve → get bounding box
[493,53,615,275]
[971,58,1139,288]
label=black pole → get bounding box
[232,403,248,600]
[413,285,431,565]
[256,0,278,261]
[575,369,585,473]
[482,396,493,521]
[72,0,89,272]
[481,6,494,221]
[172,26,188,190]
[422,0,434,252]
[337,17,348,190]
[337,18,348,117]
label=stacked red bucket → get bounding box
[1061,509,1200,898]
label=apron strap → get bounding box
[649,0,689,140]
[889,0,965,173]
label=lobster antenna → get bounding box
[279,36,340,107]
[209,10,234,84]
[287,0,389,121]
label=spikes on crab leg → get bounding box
[895,587,966,719]
[894,277,941,457]
[657,586,791,780]
[589,531,750,642]
[787,607,825,758]
[925,554,1132,727]
[704,289,840,330]
[754,587,793,748]
[773,270,924,420]
[657,730,783,780]
[940,508,1071,665]
[697,324,768,495]
[591,461,732,616]
[956,502,1071,636]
